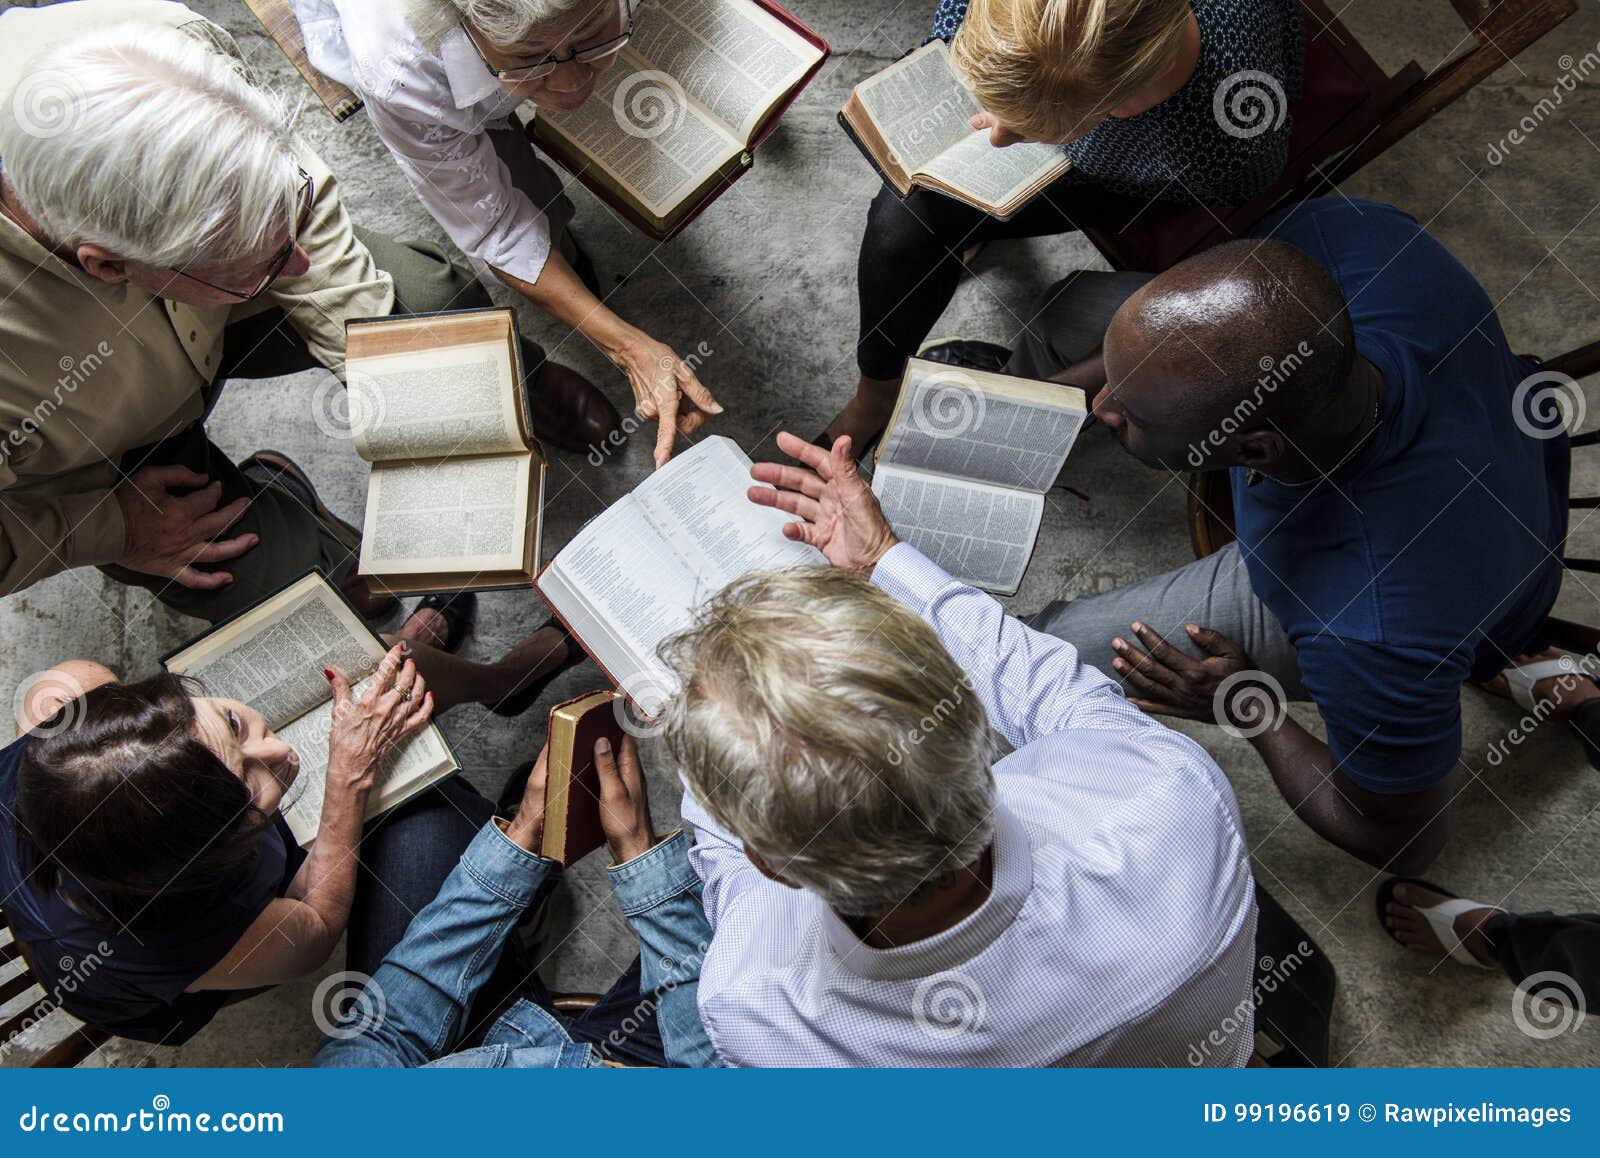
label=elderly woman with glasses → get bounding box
[293,0,723,467]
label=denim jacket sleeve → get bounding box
[314,820,559,1068]
[606,830,722,1067]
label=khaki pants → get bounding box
[101,229,525,624]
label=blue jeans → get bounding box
[315,821,718,1069]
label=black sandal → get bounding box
[490,616,590,717]
[407,591,476,654]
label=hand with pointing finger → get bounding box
[607,328,723,468]
[748,431,899,575]
[113,465,257,590]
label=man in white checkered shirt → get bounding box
[656,432,1258,1067]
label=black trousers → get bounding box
[854,174,1140,380]
[1483,909,1599,1002]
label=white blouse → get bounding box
[291,0,554,285]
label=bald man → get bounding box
[927,198,1568,873]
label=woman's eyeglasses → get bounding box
[464,0,633,83]
[176,168,314,302]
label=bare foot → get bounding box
[1479,648,1600,719]
[1384,882,1499,966]
[496,625,573,689]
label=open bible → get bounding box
[538,435,824,716]
[871,357,1088,596]
[345,308,545,595]
[163,572,459,847]
[839,40,1070,218]
[524,0,828,239]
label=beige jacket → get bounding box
[0,0,393,595]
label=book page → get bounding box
[634,435,823,586]
[879,365,1087,492]
[854,41,978,175]
[275,690,455,847]
[347,341,524,463]
[532,51,743,217]
[360,453,531,576]
[918,130,1069,213]
[631,0,823,141]
[872,465,1043,595]
[168,578,382,732]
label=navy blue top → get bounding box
[1234,198,1568,794]
[927,0,1303,206]
[0,734,302,1044]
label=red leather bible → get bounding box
[541,690,625,866]
[526,0,830,241]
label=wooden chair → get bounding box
[242,0,363,122]
[1185,337,1600,651]
[1084,0,1579,272]
[1,907,108,1068]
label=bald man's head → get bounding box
[1095,239,1357,471]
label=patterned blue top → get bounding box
[927,0,1303,206]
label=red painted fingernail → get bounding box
[323,668,335,681]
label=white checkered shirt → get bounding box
[682,544,1258,1067]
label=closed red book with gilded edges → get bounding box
[541,690,625,866]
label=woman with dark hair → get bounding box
[0,636,565,1046]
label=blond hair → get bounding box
[950,0,1192,142]
[661,566,998,917]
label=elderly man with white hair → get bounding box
[657,432,1259,1067]
[291,0,724,468]
[0,0,617,625]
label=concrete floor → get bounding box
[3,0,1598,1067]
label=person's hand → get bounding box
[504,744,550,854]
[325,645,433,799]
[113,465,257,589]
[748,431,899,574]
[594,734,656,865]
[607,328,723,467]
[1110,622,1268,729]
[969,111,1026,148]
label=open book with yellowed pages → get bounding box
[871,357,1088,596]
[163,571,459,847]
[344,308,545,596]
[839,40,1070,219]
[523,0,828,239]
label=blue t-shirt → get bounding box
[0,734,302,1043]
[1234,198,1568,794]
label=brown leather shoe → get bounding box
[526,362,621,455]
